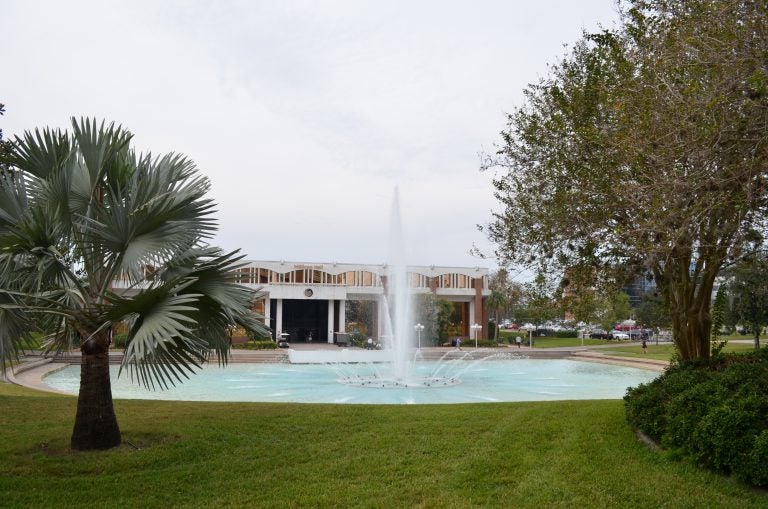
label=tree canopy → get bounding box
[484,0,768,360]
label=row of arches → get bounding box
[235,267,481,289]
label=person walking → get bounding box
[456,337,462,350]
[641,337,648,354]
[515,335,522,348]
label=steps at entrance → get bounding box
[228,350,289,363]
[48,349,290,365]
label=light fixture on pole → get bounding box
[471,323,482,349]
[414,323,424,350]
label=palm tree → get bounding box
[0,118,269,450]
[486,289,507,341]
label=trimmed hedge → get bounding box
[624,348,768,487]
[231,340,278,350]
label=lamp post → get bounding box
[471,323,482,349]
[414,323,424,350]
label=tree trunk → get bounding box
[662,260,716,362]
[71,334,121,450]
[755,329,761,351]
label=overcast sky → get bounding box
[3,0,621,274]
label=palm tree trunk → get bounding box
[71,336,121,450]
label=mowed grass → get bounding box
[1,383,765,508]
[498,331,606,348]
[600,342,763,361]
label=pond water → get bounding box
[43,359,658,405]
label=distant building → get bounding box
[623,274,656,307]
[233,260,490,342]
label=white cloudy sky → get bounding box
[2,0,621,273]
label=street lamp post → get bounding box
[471,323,482,349]
[414,323,424,350]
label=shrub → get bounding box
[112,333,128,348]
[691,405,760,474]
[349,332,367,348]
[246,328,272,341]
[745,430,768,486]
[232,340,278,350]
[460,338,501,348]
[624,379,669,442]
[554,330,578,338]
[624,349,768,487]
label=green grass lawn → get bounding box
[0,383,765,508]
[527,337,608,348]
[498,331,606,348]
[498,331,767,352]
[600,341,763,361]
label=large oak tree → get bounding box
[484,0,768,360]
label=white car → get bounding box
[612,332,630,340]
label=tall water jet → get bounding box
[336,188,463,388]
[386,187,413,381]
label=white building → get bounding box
[235,260,491,343]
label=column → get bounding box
[377,297,385,339]
[264,298,271,328]
[474,278,486,339]
[327,300,335,343]
[275,299,283,340]
[339,299,346,333]
[469,299,476,331]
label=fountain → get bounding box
[334,188,475,388]
[40,190,661,404]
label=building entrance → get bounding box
[281,299,329,343]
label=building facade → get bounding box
[235,260,490,343]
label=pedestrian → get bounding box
[367,337,373,350]
[515,335,522,348]
[641,337,647,354]
[456,337,462,350]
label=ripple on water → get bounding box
[42,359,659,405]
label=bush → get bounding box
[349,331,367,348]
[554,330,578,338]
[232,340,278,350]
[746,430,768,486]
[112,333,128,348]
[456,338,500,348]
[624,379,669,442]
[624,349,768,487]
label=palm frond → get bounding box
[0,170,30,231]
[161,248,271,361]
[108,280,209,389]
[0,289,77,375]
[0,302,36,377]
[7,127,72,179]
[80,153,217,285]
[70,118,132,189]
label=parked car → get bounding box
[611,332,630,340]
